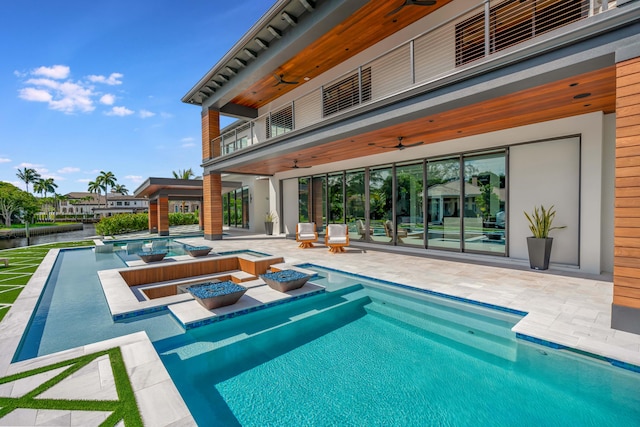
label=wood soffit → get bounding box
[192,0,452,109]
[218,66,616,175]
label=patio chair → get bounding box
[126,241,144,254]
[325,224,349,253]
[296,222,318,248]
[356,219,370,240]
[385,220,407,243]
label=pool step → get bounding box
[364,293,518,362]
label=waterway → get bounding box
[0,224,98,250]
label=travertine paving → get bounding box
[0,227,638,426]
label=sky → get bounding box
[0,0,272,195]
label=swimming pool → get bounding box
[13,249,640,425]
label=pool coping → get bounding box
[0,248,195,426]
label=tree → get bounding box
[0,182,38,227]
[111,184,129,195]
[88,180,102,209]
[172,168,199,180]
[171,168,199,212]
[16,168,41,194]
[97,171,117,209]
[33,177,58,221]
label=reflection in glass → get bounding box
[463,151,506,254]
[345,169,366,241]
[427,158,461,250]
[396,162,424,247]
[311,175,327,233]
[369,166,393,244]
[298,177,310,222]
[328,173,344,225]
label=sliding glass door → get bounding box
[427,157,461,251]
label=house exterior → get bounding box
[57,192,149,219]
[183,0,640,333]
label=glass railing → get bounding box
[214,0,616,157]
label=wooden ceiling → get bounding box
[229,0,453,109]
[222,66,616,175]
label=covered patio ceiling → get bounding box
[214,65,616,176]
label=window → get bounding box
[116,201,122,206]
[455,0,588,66]
[323,68,372,117]
[124,201,130,206]
[267,105,293,138]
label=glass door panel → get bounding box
[311,175,326,234]
[369,166,393,244]
[396,162,424,247]
[427,158,461,251]
[463,151,506,254]
[345,169,366,241]
[298,177,310,222]
[328,173,344,228]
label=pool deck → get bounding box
[1,228,639,426]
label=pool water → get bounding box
[13,249,640,426]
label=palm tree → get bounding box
[97,171,117,209]
[33,178,58,221]
[111,184,129,195]
[172,168,200,212]
[16,167,41,194]
[88,180,102,208]
[172,168,200,179]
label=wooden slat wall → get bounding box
[202,108,219,160]
[120,257,240,286]
[238,256,285,276]
[614,56,640,309]
[203,173,223,238]
[157,196,169,235]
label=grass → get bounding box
[0,347,143,426]
[0,240,94,322]
[0,222,79,230]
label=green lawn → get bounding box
[0,240,94,322]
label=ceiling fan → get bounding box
[382,136,424,150]
[273,74,299,86]
[289,159,311,169]
[386,0,437,17]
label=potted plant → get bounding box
[524,205,566,270]
[265,211,276,235]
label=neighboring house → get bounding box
[58,192,149,218]
[182,1,640,332]
[169,200,200,213]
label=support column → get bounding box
[199,199,204,231]
[612,43,640,334]
[158,196,170,236]
[203,173,223,240]
[148,200,158,233]
[202,107,222,240]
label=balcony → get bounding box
[214,0,617,158]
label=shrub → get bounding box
[95,212,199,236]
[168,212,199,226]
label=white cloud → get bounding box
[181,137,194,143]
[105,106,134,117]
[76,178,92,183]
[33,65,70,79]
[125,175,144,183]
[181,142,196,148]
[100,94,115,105]
[139,109,155,118]
[19,74,94,114]
[87,72,123,85]
[58,167,80,174]
[160,112,174,119]
[19,87,52,103]
[0,158,11,163]
[16,162,43,169]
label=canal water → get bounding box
[0,224,99,250]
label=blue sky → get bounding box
[0,0,271,195]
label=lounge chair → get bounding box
[325,224,349,253]
[151,239,168,250]
[296,222,318,248]
[94,243,113,253]
[126,241,144,254]
[385,220,407,243]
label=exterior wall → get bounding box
[202,108,222,239]
[602,113,617,274]
[612,50,640,331]
[277,112,611,274]
[157,196,169,236]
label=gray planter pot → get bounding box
[265,221,274,235]
[526,237,553,270]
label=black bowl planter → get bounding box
[526,237,553,270]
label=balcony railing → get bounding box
[214,0,616,157]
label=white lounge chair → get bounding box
[325,224,349,253]
[296,222,318,248]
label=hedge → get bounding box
[95,212,198,236]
